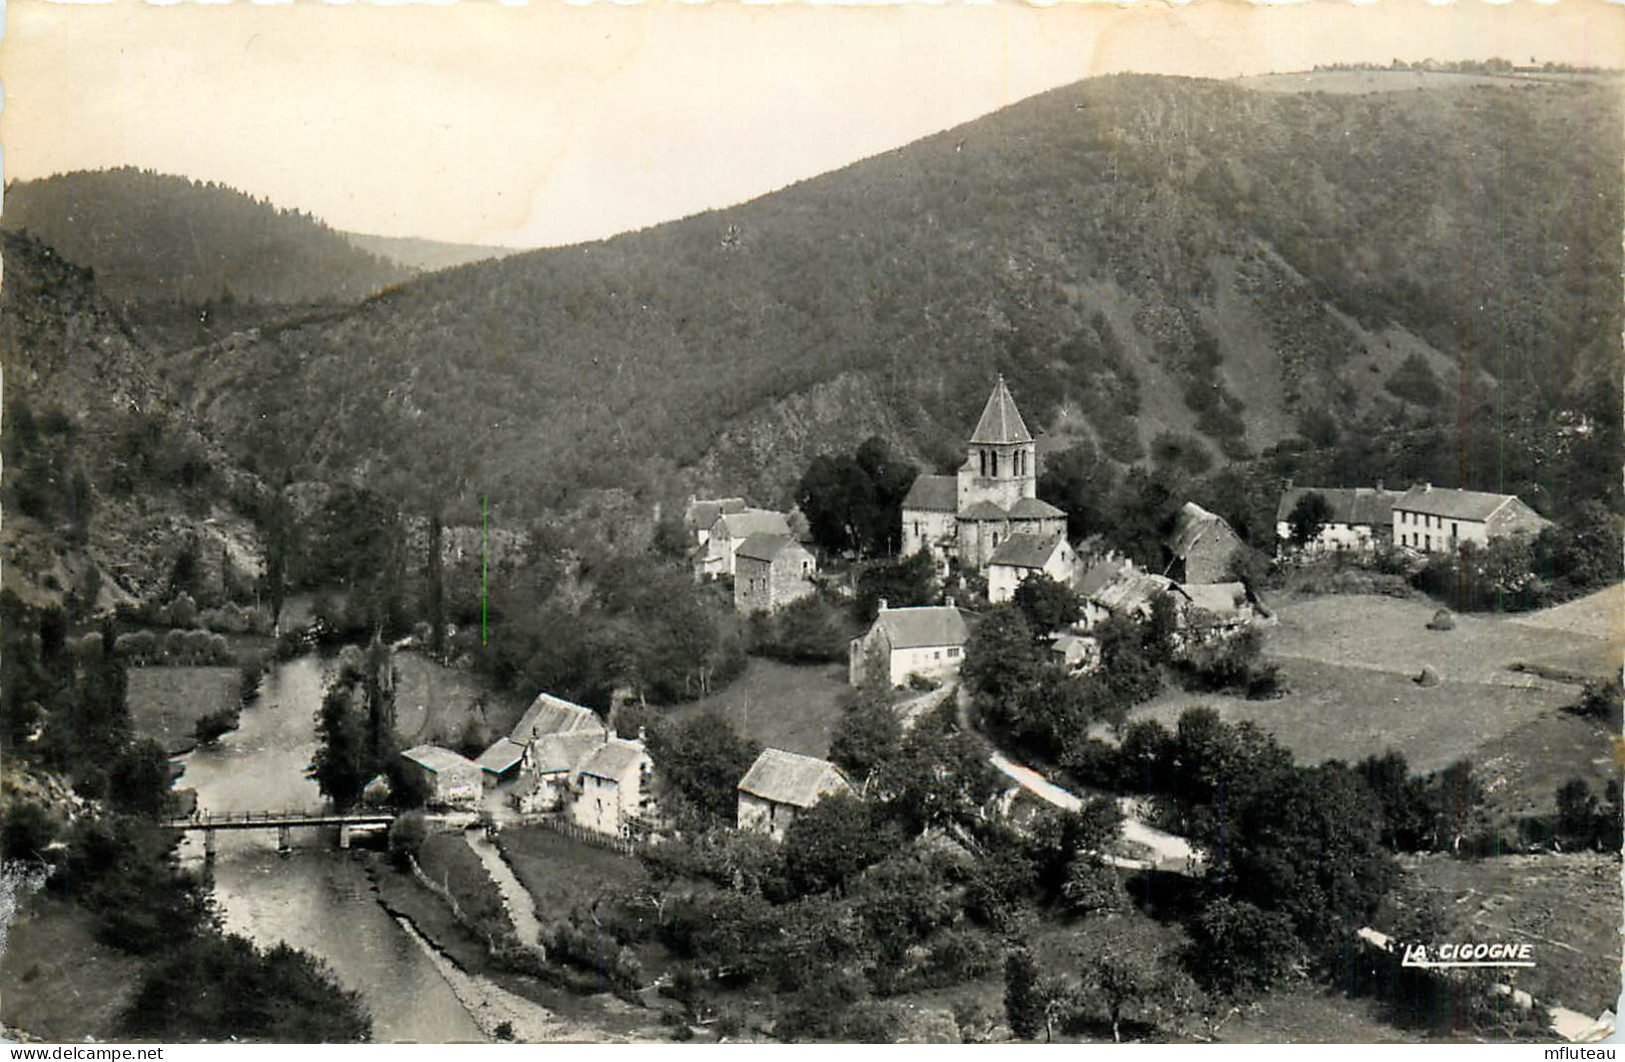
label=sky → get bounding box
[3,0,1622,248]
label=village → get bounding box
[333,378,1617,1044]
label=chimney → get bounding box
[1284,477,1294,492]
[945,596,956,609]
[1423,483,1433,493]
[878,598,889,612]
[637,726,647,745]
[1376,479,1385,492]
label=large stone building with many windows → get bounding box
[900,377,1066,573]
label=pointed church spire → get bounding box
[969,375,1033,445]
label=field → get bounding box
[393,651,527,750]
[493,825,649,923]
[1130,593,1602,774]
[126,665,241,753]
[656,657,851,759]
[0,895,144,1041]
[1397,853,1622,1018]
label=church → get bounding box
[900,376,1067,573]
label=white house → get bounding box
[849,600,969,688]
[696,509,794,578]
[684,496,746,547]
[986,533,1077,605]
[401,745,482,809]
[1391,485,1552,554]
[1275,486,1402,554]
[736,748,855,840]
[515,727,610,814]
[570,736,655,838]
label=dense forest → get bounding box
[2,168,409,304]
[166,73,1619,524]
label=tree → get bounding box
[960,606,1044,705]
[827,687,903,784]
[1287,491,1334,547]
[312,679,371,811]
[1186,898,1298,997]
[388,810,428,868]
[853,551,937,620]
[1084,941,1159,1043]
[1004,949,1046,1041]
[646,711,758,823]
[1011,574,1082,634]
[781,793,893,898]
[426,510,446,657]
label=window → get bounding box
[1452,522,1458,538]
[947,647,961,658]
[1425,534,1431,550]
[979,450,987,477]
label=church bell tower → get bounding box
[958,375,1037,510]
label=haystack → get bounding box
[1414,665,1441,688]
[1427,609,1456,631]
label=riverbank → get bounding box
[365,851,666,1043]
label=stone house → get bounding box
[1076,557,1189,631]
[400,745,482,809]
[1275,485,1402,555]
[736,747,855,840]
[1178,581,1255,646]
[849,600,969,688]
[1167,502,1244,585]
[733,534,818,615]
[1051,633,1100,675]
[570,736,655,838]
[515,727,610,814]
[986,533,1077,606]
[1391,485,1552,554]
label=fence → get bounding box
[531,814,638,857]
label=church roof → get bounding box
[1009,497,1065,520]
[902,474,959,513]
[959,500,1008,521]
[969,376,1034,445]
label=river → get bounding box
[176,656,484,1043]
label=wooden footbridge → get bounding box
[163,809,398,858]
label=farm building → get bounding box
[736,747,855,840]
[1166,502,1244,585]
[1179,581,1255,644]
[900,377,1066,573]
[400,745,482,809]
[508,692,603,745]
[696,508,795,578]
[512,727,609,813]
[570,736,655,838]
[1391,485,1552,554]
[987,533,1077,605]
[1077,557,1188,630]
[849,600,969,688]
[733,534,818,614]
[474,737,528,786]
[1275,485,1402,554]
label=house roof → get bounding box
[1276,487,1401,527]
[1181,581,1248,618]
[988,533,1066,570]
[1074,556,1130,599]
[1169,502,1238,560]
[1089,569,1184,615]
[475,737,527,775]
[716,509,792,540]
[959,500,1009,522]
[969,376,1034,445]
[1393,486,1533,523]
[531,728,610,775]
[902,474,959,513]
[511,693,602,744]
[873,605,968,650]
[578,739,647,784]
[737,748,852,809]
[1052,634,1096,654]
[1009,497,1065,520]
[736,534,803,564]
[402,745,477,775]
[686,497,747,530]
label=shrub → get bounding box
[193,708,238,746]
[387,811,427,868]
